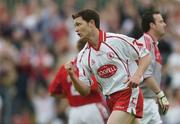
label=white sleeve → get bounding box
[76,52,92,86]
[138,36,153,78]
[120,35,149,61]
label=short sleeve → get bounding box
[76,52,92,86]
[48,66,65,95]
[117,35,149,61]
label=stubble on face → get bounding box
[153,14,166,37]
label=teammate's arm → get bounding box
[144,76,161,94]
[48,78,64,97]
[65,62,91,96]
[48,66,66,98]
[144,76,169,115]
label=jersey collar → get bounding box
[145,33,158,45]
[88,30,106,51]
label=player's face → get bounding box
[153,14,166,37]
[74,17,91,39]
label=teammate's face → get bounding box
[74,17,91,39]
[153,14,166,37]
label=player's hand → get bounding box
[125,75,141,88]
[156,91,169,115]
[65,61,76,76]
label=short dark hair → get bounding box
[141,11,160,32]
[76,38,88,51]
[72,9,100,29]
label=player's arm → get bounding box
[48,66,66,98]
[49,81,65,98]
[118,36,151,87]
[65,62,91,96]
[48,79,65,98]
[144,75,169,115]
[134,54,151,79]
[144,76,161,94]
[128,53,151,88]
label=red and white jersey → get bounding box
[138,33,162,98]
[77,30,149,95]
[48,62,104,107]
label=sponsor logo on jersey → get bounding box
[97,64,117,78]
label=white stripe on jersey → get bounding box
[127,87,140,115]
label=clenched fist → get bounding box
[65,61,76,76]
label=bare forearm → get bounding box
[144,77,169,115]
[65,61,91,96]
[134,54,151,77]
[144,76,161,94]
[69,73,91,96]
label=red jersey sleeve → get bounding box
[48,66,65,95]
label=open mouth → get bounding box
[77,33,82,37]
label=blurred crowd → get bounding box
[0,0,180,124]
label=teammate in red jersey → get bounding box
[48,38,109,124]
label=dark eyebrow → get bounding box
[74,22,81,26]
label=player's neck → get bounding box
[88,28,100,49]
[147,30,159,42]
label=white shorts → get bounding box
[68,103,108,124]
[141,98,162,124]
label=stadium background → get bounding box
[0,0,180,123]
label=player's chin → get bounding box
[79,36,87,41]
[159,32,165,37]
[79,35,85,39]
[80,37,91,43]
[79,36,83,39]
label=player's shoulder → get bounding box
[106,32,135,44]
[106,32,129,38]
[138,33,153,43]
[138,33,153,50]
[77,43,89,63]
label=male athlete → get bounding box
[65,9,151,124]
[138,11,169,124]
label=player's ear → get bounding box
[150,22,155,29]
[89,19,95,28]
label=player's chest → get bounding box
[150,44,162,65]
[82,45,122,73]
[91,46,116,63]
